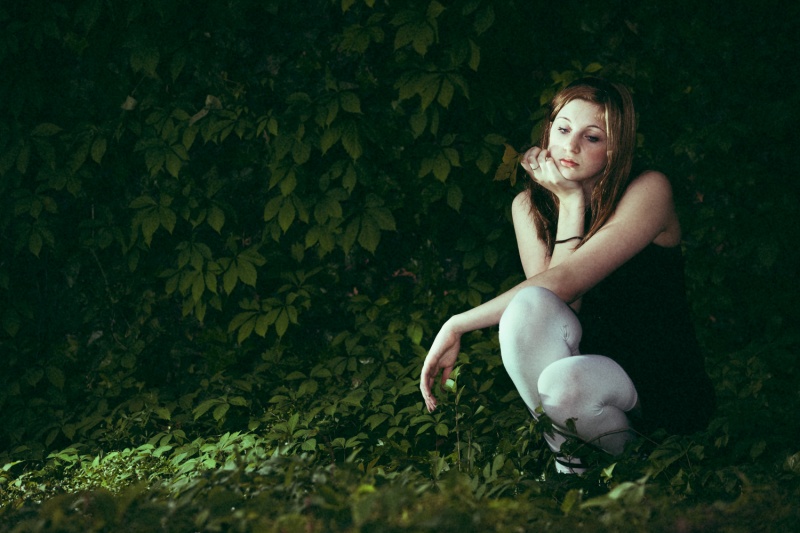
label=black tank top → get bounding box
[579,244,715,433]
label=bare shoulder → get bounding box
[619,170,681,246]
[511,190,531,213]
[624,170,673,201]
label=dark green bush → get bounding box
[1,0,799,530]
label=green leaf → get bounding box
[207,206,225,233]
[212,403,230,421]
[46,366,65,390]
[468,39,481,70]
[368,207,396,231]
[140,213,160,245]
[91,137,107,164]
[159,207,177,233]
[28,232,43,257]
[165,152,182,177]
[474,5,495,35]
[237,317,256,343]
[223,265,238,294]
[341,121,363,160]
[278,201,296,232]
[263,196,283,221]
[447,185,463,211]
[130,195,157,209]
[364,413,389,430]
[320,127,342,154]
[229,311,256,333]
[16,144,30,174]
[292,141,311,164]
[407,323,423,345]
[432,153,450,182]
[193,399,220,420]
[31,123,62,137]
[237,259,258,287]
[131,45,160,77]
[358,216,381,253]
[275,309,289,337]
[342,218,360,254]
[409,110,427,138]
[340,92,362,114]
[437,78,454,108]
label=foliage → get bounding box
[1,0,799,530]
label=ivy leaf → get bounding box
[320,126,342,154]
[130,45,160,77]
[437,77,454,108]
[447,184,463,211]
[494,144,520,184]
[159,206,177,234]
[46,366,65,390]
[275,309,289,337]
[432,153,450,182]
[358,216,381,253]
[223,266,238,294]
[28,232,43,257]
[278,201,296,233]
[141,213,160,245]
[468,39,481,70]
[207,206,225,233]
[342,218,360,254]
[91,137,107,164]
[165,153,182,177]
[212,403,230,421]
[237,260,258,287]
[339,92,362,114]
[237,317,256,343]
[31,123,62,137]
[367,207,396,231]
[263,196,283,221]
[341,121,363,160]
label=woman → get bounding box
[419,77,715,473]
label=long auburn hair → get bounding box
[527,77,637,252]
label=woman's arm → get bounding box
[515,148,589,308]
[511,191,549,278]
[513,149,590,278]
[477,171,675,321]
[421,171,678,410]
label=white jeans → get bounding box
[499,286,639,457]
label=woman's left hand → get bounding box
[420,319,463,412]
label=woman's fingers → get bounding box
[537,149,550,168]
[521,147,542,173]
[420,359,438,411]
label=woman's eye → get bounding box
[586,136,600,143]
[557,127,569,134]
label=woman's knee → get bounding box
[538,356,638,420]
[538,359,586,419]
[500,286,561,331]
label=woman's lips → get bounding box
[559,159,579,168]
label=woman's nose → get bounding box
[564,134,579,153]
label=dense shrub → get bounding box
[1,0,799,530]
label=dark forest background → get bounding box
[1,0,799,531]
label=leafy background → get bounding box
[1,0,798,531]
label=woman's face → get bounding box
[547,99,609,185]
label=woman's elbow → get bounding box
[539,266,585,304]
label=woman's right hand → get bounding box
[520,146,584,202]
[419,318,463,412]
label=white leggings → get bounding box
[499,286,639,457]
